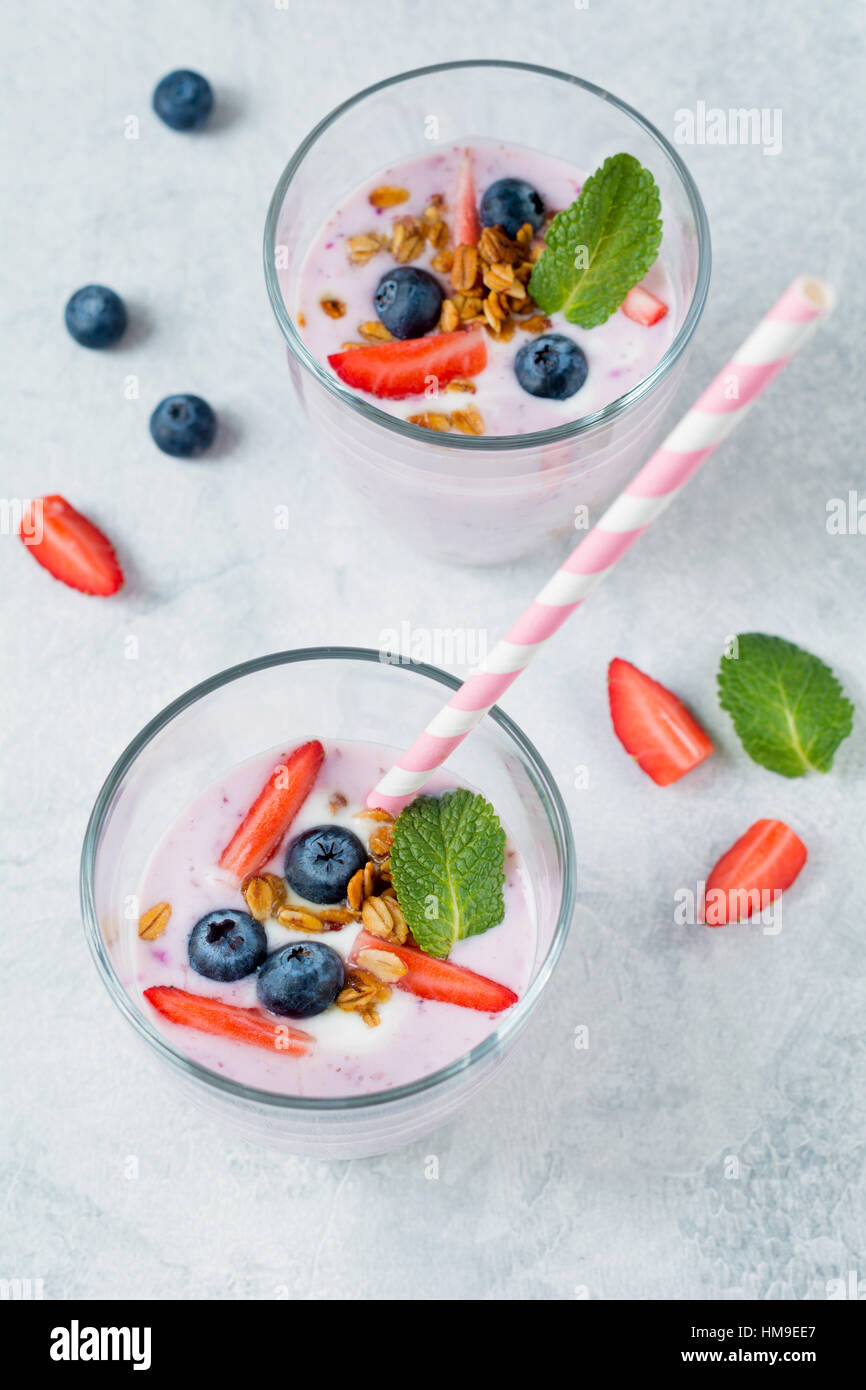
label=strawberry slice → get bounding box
[328,329,487,400]
[622,285,668,326]
[218,740,324,880]
[144,986,313,1055]
[18,494,123,596]
[453,150,481,247]
[608,658,713,786]
[352,929,518,1013]
[702,819,808,926]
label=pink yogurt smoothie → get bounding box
[293,140,676,436]
[136,740,536,1098]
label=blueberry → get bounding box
[256,941,345,1019]
[514,333,588,401]
[64,285,127,349]
[480,177,545,240]
[152,69,214,131]
[149,394,217,457]
[188,909,267,982]
[285,824,367,905]
[374,267,444,340]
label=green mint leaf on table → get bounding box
[389,790,506,959]
[718,633,854,777]
[529,153,662,328]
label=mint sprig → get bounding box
[389,790,506,959]
[718,634,854,777]
[528,153,662,328]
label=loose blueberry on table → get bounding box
[65,285,127,349]
[149,394,218,457]
[152,69,214,131]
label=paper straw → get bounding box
[368,275,835,812]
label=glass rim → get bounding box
[80,646,577,1113]
[263,57,711,454]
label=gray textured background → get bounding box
[2,0,864,1300]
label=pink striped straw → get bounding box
[369,275,836,813]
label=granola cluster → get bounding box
[440,223,549,345]
[329,185,554,436]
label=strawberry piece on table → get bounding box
[18,494,123,596]
[218,740,324,880]
[608,657,713,786]
[453,150,481,247]
[328,329,487,400]
[621,285,668,326]
[352,929,518,1013]
[144,986,313,1055]
[702,819,808,926]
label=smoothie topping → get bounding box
[529,152,663,329]
[320,297,347,319]
[367,822,394,859]
[275,905,332,934]
[451,242,479,293]
[284,824,368,904]
[514,334,588,402]
[218,740,325,881]
[622,285,668,326]
[144,986,313,1056]
[346,860,377,911]
[351,930,518,1013]
[480,176,546,241]
[369,185,410,209]
[356,947,408,984]
[374,266,443,339]
[241,872,287,922]
[257,940,345,1019]
[275,904,360,933]
[346,232,388,266]
[358,319,393,342]
[391,216,426,264]
[450,407,485,436]
[336,968,393,1028]
[407,411,451,432]
[188,909,268,983]
[390,790,506,959]
[138,901,171,941]
[360,892,409,945]
[328,329,487,400]
[454,151,481,246]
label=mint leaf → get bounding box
[389,790,506,959]
[718,633,854,777]
[528,153,662,328]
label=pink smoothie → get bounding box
[135,740,536,1098]
[293,140,676,436]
